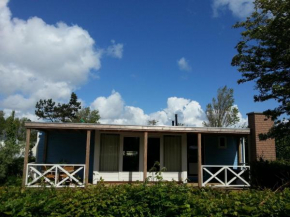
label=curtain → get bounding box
[100,134,119,171]
[164,136,181,171]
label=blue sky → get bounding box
[0,0,277,126]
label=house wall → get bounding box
[247,112,276,161]
[204,136,238,166]
[35,130,242,184]
[36,130,95,182]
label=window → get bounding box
[99,134,119,171]
[147,138,160,171]
[164,135,181,171]
[218,136,227,149]
[123,137,140,171]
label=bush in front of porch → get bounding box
[0,183,290,216]
[251,159,290,190]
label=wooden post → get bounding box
[85,130,91,186]
[42,132,48,163]
[197,133,202,187]
[22,129,31,188]
[143,132,148,182]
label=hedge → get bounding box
[1,183,290,216]
[251,159,290,189]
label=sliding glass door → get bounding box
[147,138,160,171]
[123,137,140,171]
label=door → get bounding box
[147,138,160,171]
[187,134,198,176]
[123,137,140,171]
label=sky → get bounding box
[0,0,278,126]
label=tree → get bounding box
[35,92,81,122]
[0,111,21,181]
[0,111,37,183]
[231,0,290,138]
[203,86,240,127]
[0,111,5,138]
[35,99,56,122]
[276,135,290,160]
[148,120,158,125]
[72,107,100,123]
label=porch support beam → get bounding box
[85,130,91,186]
[143,131,148,182]
[197,133,202,187]
[22,129,31,188]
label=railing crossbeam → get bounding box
[201,165,250,188]
[25,163,85,188]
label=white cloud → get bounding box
[91,91,206,126]
[212,0,254,18]
[91,91,124,119]
[0,1,122,118]
[177,57,191,72]
[90,91,249,128]
[106,40,124,59]
[233,105,248,128]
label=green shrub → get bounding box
[251,159,290,189]
[0,184,290,216]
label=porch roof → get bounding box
[25,122,250,135]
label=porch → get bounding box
[23,123,251,188]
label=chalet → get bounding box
[23,112,275,188]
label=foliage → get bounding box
[232,0,290,139]
[276,135,290,160]
[203,86,240,127]
[0,111,5,138]
[0,185,290,216]
[148,119,158,125]
[0,111,21,182]
[35,92,81,122]
[251,158,290,190]
[147,161,165,182]
[0,111,36,184]
[72,107,100,123]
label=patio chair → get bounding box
[59,166,75,181]
[42,165,56,179]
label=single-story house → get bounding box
[22,112,276,188]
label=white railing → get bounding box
[26,163,86,187]
[202,165,250,187]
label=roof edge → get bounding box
[24,122,250,134]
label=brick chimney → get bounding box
[247,112,276,161]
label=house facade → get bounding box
[22,112,275,188]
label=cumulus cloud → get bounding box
[233,105,248,128]
[91,91,206,126]
[212,0,254,18]
[90,91,248,128]
[177,57,191,72]
[91,91,125,119]
[106,40,124,59]
[0,1,122,118]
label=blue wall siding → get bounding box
[204,136,238,166]
[36,130,95,182]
